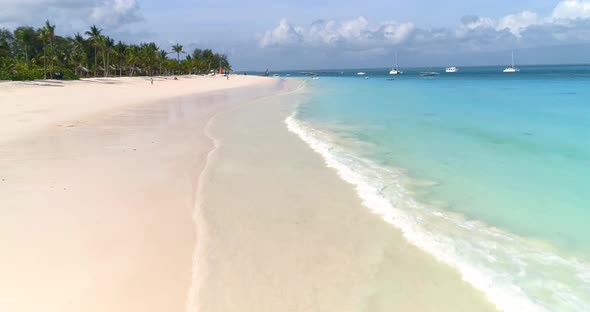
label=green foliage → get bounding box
[56,67,78,80]
[4,68,44,81]
[13,27,39,68]
[0,28,14,58]
[0,67,77,81]
[0,21,232,80]
[0,56,14,71]
[0,71,11,80]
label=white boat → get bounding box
[389,52,403,75]
[503,51,520,73]
[445,66,458,73]
[311,76,319,80]
[357,72,366,76]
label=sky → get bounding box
[1,0,590,70]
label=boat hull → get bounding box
[503,67,520,73]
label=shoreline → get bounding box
[195,80,498,311]
[188,79,304,312]
[285,76,590,312]
[0,76,280,312]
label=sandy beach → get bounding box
[194,82,498,311]
[0,75,278,312]
[3,0,589,310]
[1,75,497,312]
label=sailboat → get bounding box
[503,51,520,73]
[389,52,403,75]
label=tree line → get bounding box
[0,21,231,80]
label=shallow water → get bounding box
[285,65,590,312]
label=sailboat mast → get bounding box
[511,51,515,68]
[395,52,399,69]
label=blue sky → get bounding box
[1,0,590,69]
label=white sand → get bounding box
[0,75,265,143]
[0,75,278,312]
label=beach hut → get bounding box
[95,66,105,77]
[75,65,89,77]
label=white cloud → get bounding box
[259,19,302,47]
[381,21,415,44]
[338,16,369,41]
[260,0,590,54]
[461,16,495,31]
[496,11,540,37]
[90,0,142,27]
[552,0,590,20]
[260,16,413,49]
[0,0,142,28]
[307,20,339,45]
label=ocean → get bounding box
[282,65,590,312]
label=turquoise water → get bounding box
[285,66,590,312]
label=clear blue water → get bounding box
[284,65,590,312]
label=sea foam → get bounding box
[286,112,590,312]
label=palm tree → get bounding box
[114,41,126,77]
[182,55,196,75]
[85,25,102,77]
[14,27,36,69]
[191,49,204,74]
[42,21,56,79]
[0,29,13,58]
[125,45,139,76]
[102,36,114,77]
[54,36,73,71]
[218,53,230,71]
[71,32,86,72]
[158,50,168,75]
[171,44,185,64]
[171,44,186,75]
[0,22,233,81]
[140,42,159,76]
[38,27,50,79]
[0,30,14,73]
[202,49,214,73]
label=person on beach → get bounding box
[150,77,153,85]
